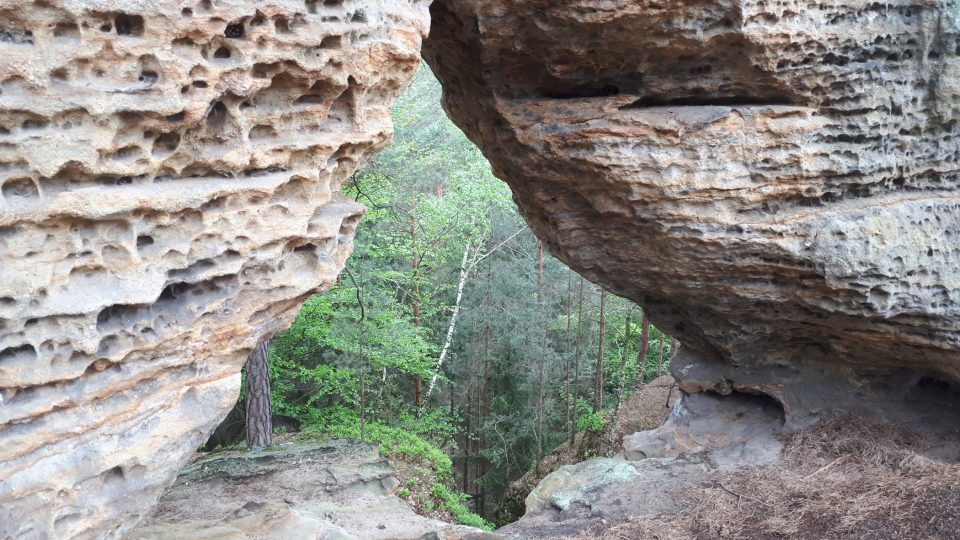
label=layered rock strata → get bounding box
[0,0,428,537]
[424,0,960,427]
[130,440,485,540]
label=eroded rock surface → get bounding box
[424,0,960,427]
[624,392,784,469]
[0,1,428,537]
[130,440,484,540]
[498,455,703,539]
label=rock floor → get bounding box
[129,440,486,540]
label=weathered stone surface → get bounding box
[498,455,703,539]
[624,392,784,469]
[424,0,960,426]
[130,440,483,540]
[0,1,428,537]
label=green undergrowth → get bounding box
[301,406,494,531]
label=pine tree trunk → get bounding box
[595,289,607,413]
[245,340,272,449]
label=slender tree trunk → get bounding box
[535,240,546,462]
[463,385,471,494]
[347,267,368,442]
[359,369,366,442]
[410,193,424,409]
[536,240,544,302]
[423,227,523,408]
[245,340,272,449]
[595,289,607,412]
[609,306,633,446]
[571,277,584,446]
[637,313,650,385]
[622,307,632,371]
[415,376,422,409]
[479,322,490,514]
[564,273,573,447]
[424,240,475,404]
[657,332,665,377]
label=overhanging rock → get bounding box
[424,0,960,427]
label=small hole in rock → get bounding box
[205,101,228,129]
[152,132,180,155]
[52,22,80,41]
[295,94,324,105]
[320,35,341,48]
[248,125,277,139]
[138,70,158,84]
[225,23,244,39]
[136,235,154,249]
[213,46,231,59]
[2,178,39,199]
[114,14,144,36]
[0,343,36,364]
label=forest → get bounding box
[228,66,677,527]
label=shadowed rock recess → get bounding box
[0,0,428,538]
[424,0,960,428]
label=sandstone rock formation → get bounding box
[424,0,960,427]
[495,455,704,539]
[0,1,428,537]
[130,440,485,540]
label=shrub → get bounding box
[575,397,607,434]
[431,483,494,530]
[302,407,490,529]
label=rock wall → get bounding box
[424,0,960,427]
[0,1,428,538]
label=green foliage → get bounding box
[301,407,452,479]
[245,64,680,526]
[575,398,606,434]
[431,483,494,530]
[297,406,492,528]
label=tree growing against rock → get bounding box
[245,340,272,449]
